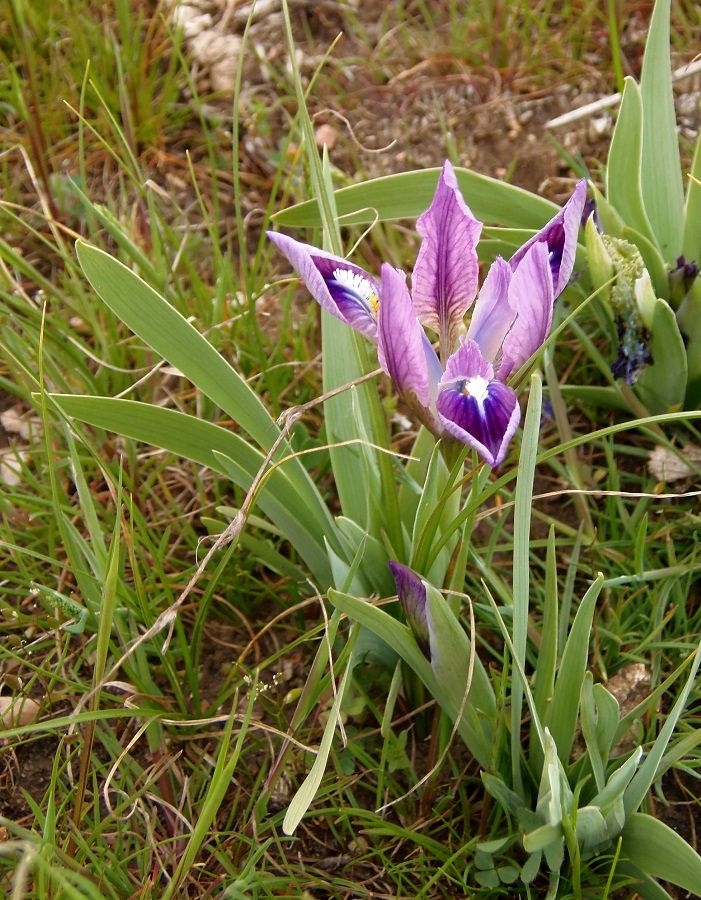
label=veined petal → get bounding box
[412,160,482,350]
[388,561,430,657]
[267,231,379,340]
[508,180,587,297]
[498,241,554,381]
[466,256,515,363]
[437,339,521,467]
[377,263,439,411]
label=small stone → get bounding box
[0,694,40,728]
[0,448,28,486]
[588,114,612,142]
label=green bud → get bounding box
[633,269,657,331]
[585,214,614,302]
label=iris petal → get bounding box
[508,180,587,297]
[412,160,482,352]
[466,257,515,363]
[438,339,521,467]
[498,242,554,381]
[377,264,439,413]
[267,231,379,341]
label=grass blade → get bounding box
[510,373,542,794]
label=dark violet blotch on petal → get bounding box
[437,339,521,467]
[509,179,587,297]
[267,231,380,341]
[669,255,699,305]
[388,561,430,658]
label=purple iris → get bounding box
[388,560,430,657]
[268,162,586,467]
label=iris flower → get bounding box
[269,162,586,467]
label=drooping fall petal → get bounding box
[412,160,482,353]
[498,241,554,381]
[508,179,587,297]
[267,231,380,341]
[437,338,521,467]
[377,263,441,415]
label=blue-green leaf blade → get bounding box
[639,0,684,260]
[274,167,558,229]
[52,395,333,584]
[545,574,604,763]
[607,77,657,248]
[622,812,701,895]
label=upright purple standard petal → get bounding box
[412,161,482,355]
[498,242,554,381]
[437,339,521,467]
[466,257,515,363]
[377,264,440,418]
[388,561,430,658]
[508,180,587,297]
[268,231,380,341]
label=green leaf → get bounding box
[282,628,358,834]
[327,588,492,768]
[74,242,335,553]
[75,242,277,449]
[545,574,604,764]
[520,851,542,884]
[335,516,391,594]
[52,395,334,585]
[481,772,524,816]
[474,869,500,889]
[591,747,642,814]
[531,526,558,768]
[522,824,562,854]
[624,638,701,816]
[213,450,335,587]
[320,294,374,533]
[639,0,684,261]
[635,297,688,413]
[591,183,626,237]
[575,805,609,850]
[682,132,701,260]
[425,582,496,731]
[510,373,542,794]
[274,166,558,228]
[580,673,607,792]
[277,13,396,546]
[607,77,657,249]
[558,385,630,412]
[592,682,620,759]
[622,812,701,895]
